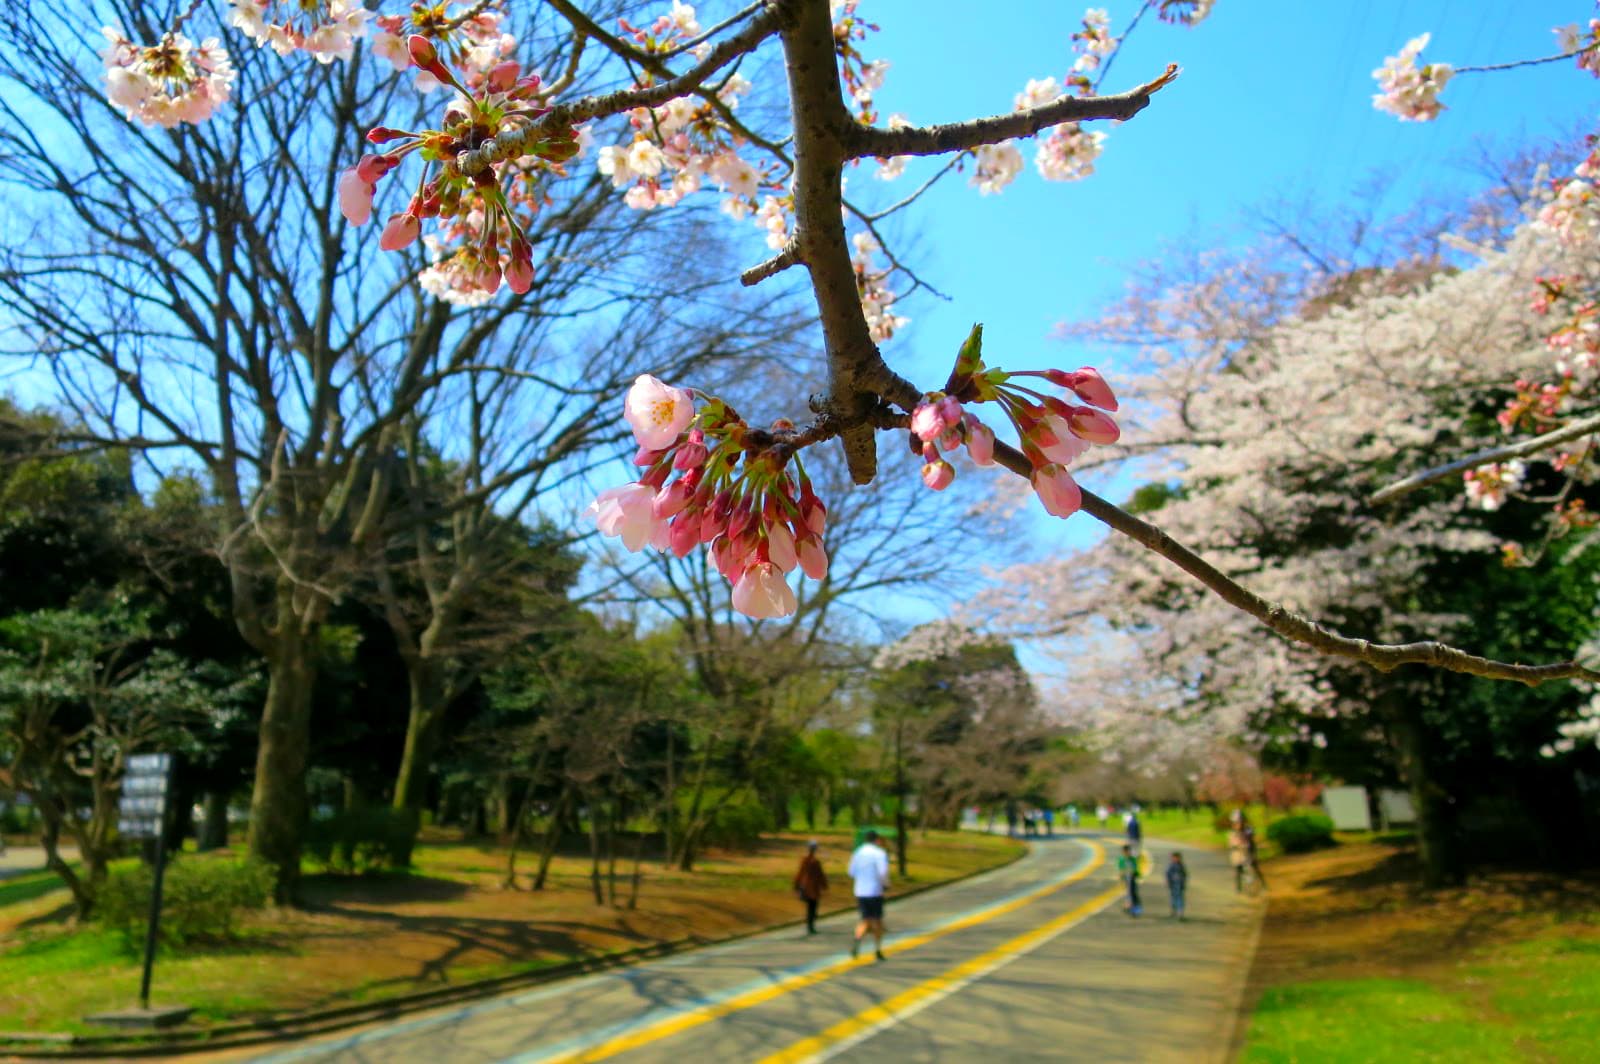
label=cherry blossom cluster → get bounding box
[851,234,908,342]
[371,3,517,92]
[1557,18,1600,76]
[618,1,704,54]
[100,27,235,129]
[593,69,760,214]
[1462,460,1526,511]
[588,376,830,620]
[337,36,581,298]
[1535,138,1600,248]
[229,0,371,63]
[906,325,1119,519]
[1371,33,1453,122]
[832,0,889,124]
[1065,8,1117,94]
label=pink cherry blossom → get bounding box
[798,537,829,581]
[100,27,235,129]
[337,168,374,225]
[1032,463,1082,518]
[586,483,660,551]
[624,374,695,450]
[1053,367,1119,411]
[1372,33,1453,122]
[965,416,996,466]
[910,400,949,442]
[1067,406,1121,444]
[732,562,798,619]
[379,212,420,251]
[767,521,799,572]
[921,456,955,491]
[1036,415,1090,465]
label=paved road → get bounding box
[246,834,1259,1064]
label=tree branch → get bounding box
[843,65,1179,160]
[985,438,1599,687]
[1368,410,1600,506]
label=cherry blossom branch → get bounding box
[983,438,1600,687]
[1455,41,1600,74]
[862,155,963,223]
[1368,410,1600,506]
[449,4,783,177]
[843,64,1179,160]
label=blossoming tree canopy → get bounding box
[85,0,1600,685]
[1368,13,1600,546]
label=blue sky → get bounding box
[832,0,1597,567]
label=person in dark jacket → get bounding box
[794,840,829,934]
[1166,852,1188,920]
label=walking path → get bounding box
[240,833,1261,1064]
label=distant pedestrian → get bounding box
[1068,804,1080,828]
[1242,820,1267,892]
[1042,807,1055,837]
[793,841,828,935]
[1118,843,1142,916]
[1125,807,1142,858]
[1006,805,1019,837]
[1228,810,1253,893]
[1023,811,1036,837]
[1166,852,1187,920]
[848,829,890,961]
[1095,804,1108,828]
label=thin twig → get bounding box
[1369,410,1600,506]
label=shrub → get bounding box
[97,857,274,947]
[303,806,417,872]
[700,796,772,850]
[1267,814,1336,854]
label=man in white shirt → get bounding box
[847,829,890,961]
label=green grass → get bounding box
[1242,929,1600,1063]
[1242,978,1523,1063]
[0,868,73,910]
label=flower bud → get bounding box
[378,212,420,251]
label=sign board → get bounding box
[1321,786,1372,831]
[1377,789,1416,826]
[118,754,173,841]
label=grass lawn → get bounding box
[0,828,1022,1035]
[1239,840,1600,1063]
[1138,804,1327,855]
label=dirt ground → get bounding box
[1243,838,1600,1008]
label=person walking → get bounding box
[848,830,890,960]
[1067,804,1080,828]
[1125,806,1143,858]
[1242,819,1268,892]
[793,840,828,935]
[1096,804,1109,829]
[1228,811,1251,893]
[1042,807,1055,837]
[1166,852,1187,920]
[1118,843,1142,916]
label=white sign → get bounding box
[1321,786,1372,831]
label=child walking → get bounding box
[1166,852,1187,920]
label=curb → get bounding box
[0,834,1029,1059]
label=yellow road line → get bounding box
[544,842,1105,1063]
[758,883,1126,1064]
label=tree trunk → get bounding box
[199,791,229,851]
[532,787,571,891]
[894,724,908,878]
[247,624,318,904]
[40,803,93,921]
[1383,694,1463,887]
[627,833,645,910]
[392,666,447,815]
[662,727,676,869]
[586,795,604,906]
[605,802,619,907]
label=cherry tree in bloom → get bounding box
[79,0,1600,680]
[100,27,235,128]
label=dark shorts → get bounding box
[856,895,885,920]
